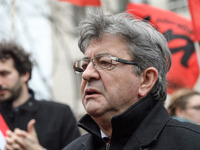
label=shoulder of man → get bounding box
[33,99,74,115]
[29,89,70,110]
[164,118,200,148]
[37,99,70,109]
[166,118,200,133]
[62,133,90,150]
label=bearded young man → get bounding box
[0,41,80,150]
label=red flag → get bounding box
[188,0,200,41]
[0,113,9,136]
[127,3,199,94]
[0,113,9,149]
[59,0,101,6]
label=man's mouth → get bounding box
[0,90,6,95]
[85,89,101,96]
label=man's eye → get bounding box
[98,60,111,68]
[193,106,200,110]
[0,71,10,77]
[81,62,89,70]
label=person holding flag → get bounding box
[0,41,80,150]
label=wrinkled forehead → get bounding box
[84,34,132,58]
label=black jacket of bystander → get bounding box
[0,90,80,150]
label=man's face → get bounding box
[0,58,23,102]
[81,34,143,119]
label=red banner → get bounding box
[59,0,101,6]
[127,3,199,94]
[188,0,200,41]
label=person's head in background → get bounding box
[0,40,32,106]
[168,88,200,125]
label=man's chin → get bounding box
[0,96,13,103]
[86,108,104,118]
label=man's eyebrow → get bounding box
[95,53,110,57]
[83,53,110,59]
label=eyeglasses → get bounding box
[73,54,137,74]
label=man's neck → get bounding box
[12,87,29,108]
[92,115,112,137]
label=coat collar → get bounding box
[0,89,38,114]
[131,101,170,148]
[78,94,170,148]
[13,89,37,112]
[111,94,156,139]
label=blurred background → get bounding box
[0,0,199,119]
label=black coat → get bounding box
[63,95,200,150]
[0,91,80,150]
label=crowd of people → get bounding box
[0,10,200,150]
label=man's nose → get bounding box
[0,77,3,85]
[82,62,100,81]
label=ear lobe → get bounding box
[138,67,158,98]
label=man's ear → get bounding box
[21,72,30,83]
[138,67,158,98]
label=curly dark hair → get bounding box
[0,40,33,81]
